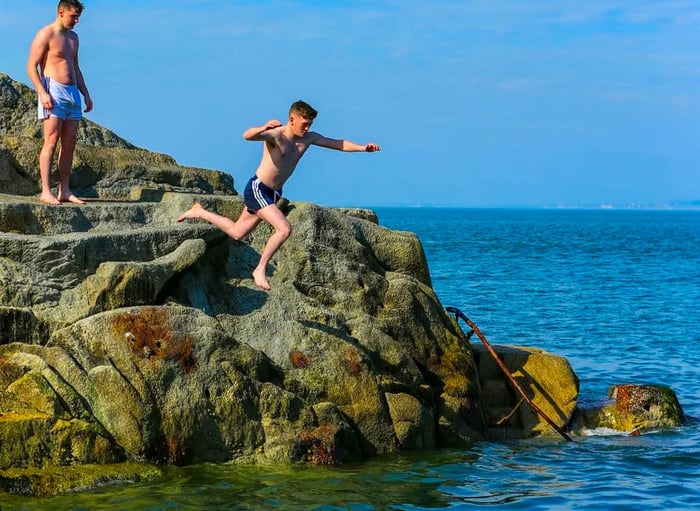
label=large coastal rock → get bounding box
[0,193,486,485]
[0,71,488,494]
[0,194,484,467]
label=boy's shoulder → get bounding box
[303,131,323,142]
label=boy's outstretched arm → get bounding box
[312,134,381,152]
[243,119,282,140]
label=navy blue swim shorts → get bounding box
[243,176,282,214]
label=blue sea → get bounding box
[3,208,699,510]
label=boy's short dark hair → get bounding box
[289,100,318,120]
[58,0,85,14]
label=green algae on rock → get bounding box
[570,383,685,434]
[0,461,163,496]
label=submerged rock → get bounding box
[570,384,684,434]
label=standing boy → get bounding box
[177,100,380,290]
[27,0,92,205]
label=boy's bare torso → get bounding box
[255,126,319,190]
[37,24,78,84]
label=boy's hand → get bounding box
[264,119,282,130]
[39,91,53,110]
[365,143,381,152]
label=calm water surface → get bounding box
[3,208,699,510]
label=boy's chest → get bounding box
[49,34,77,59]
[275,137,308,160]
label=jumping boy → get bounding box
[177,100,380,290]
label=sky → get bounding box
[1,0,698,208]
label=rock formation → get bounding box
[1,72,488,494]
[0,72,684,496]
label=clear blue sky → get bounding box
[2,0,698,208]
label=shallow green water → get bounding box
[4,428,700,510]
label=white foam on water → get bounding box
[579,427,633,437]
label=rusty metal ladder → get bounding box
[447,306,573,442]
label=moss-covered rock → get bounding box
[570,383,684,434]
[472,344,579,438]
[0,461,162,496]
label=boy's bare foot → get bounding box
[60,193,86,205]
[39,191,61,205]
[177,202,204,222]
[252,267,271,290]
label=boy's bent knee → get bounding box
[276,223,292,240]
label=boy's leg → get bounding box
[177,201,290,290]
[177,202,261,240]
[56,119,85,204]
[251,204,291,290]
[39,117,62,205]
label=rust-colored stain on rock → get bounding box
[111,308,197,373]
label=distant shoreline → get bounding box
[347,204,700,211]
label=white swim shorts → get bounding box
[37,76,82,121]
